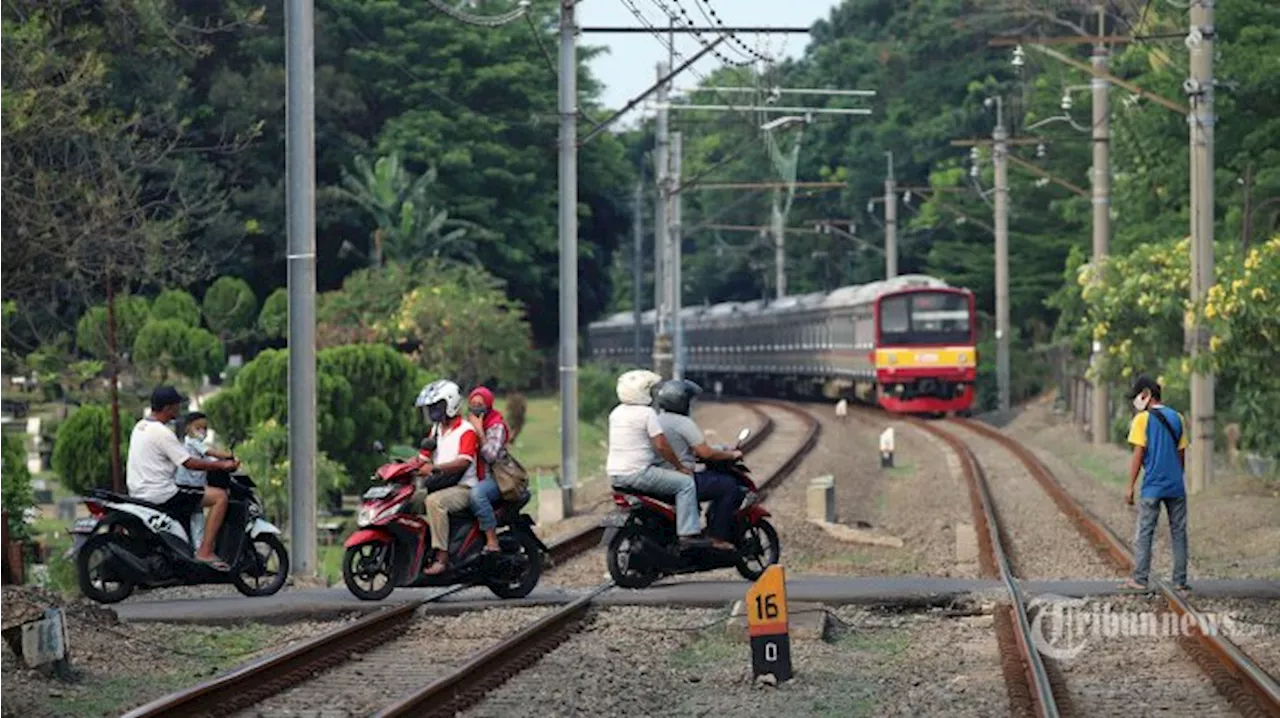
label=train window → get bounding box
[880,292,971,345]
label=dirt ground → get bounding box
[1003,393,1280,581]
[0,586,342,718]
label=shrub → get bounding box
[202,277,259,342]
[578,363,618,423]
[74,295,151,360]
[257,288,288,340]
[133,320,225,383]
[2,434,35,543]
[51,405,118,495]
[150,289,202,327]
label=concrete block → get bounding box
[807,475,836,524]
[725,599,828,642]
[538,484,572,525]
[954,522,978,567]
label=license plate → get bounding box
[599,513,628,528]
[363,486,393,500]
[71,518,98,534]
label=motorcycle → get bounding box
[341,440,547,601]
[72,474,289,603]
[602,428,782,588]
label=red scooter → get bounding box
[602,428,782,588]
[341,440,546,601]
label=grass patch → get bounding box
[318,543,346,586]
[840,628,910,657]
[669,632,739,670]
[507,395,607,481]
[884,461,916,477]
[41,673,190,718]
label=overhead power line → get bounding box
[425,0,531,27]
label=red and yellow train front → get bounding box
[873,288,976,414]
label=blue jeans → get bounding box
[610,466,700,537]
[696,470,743,541]
[1133,496,1188,586]
[469,479,503,531]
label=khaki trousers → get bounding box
[425,485,472,551]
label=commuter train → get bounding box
[587,274,977,414]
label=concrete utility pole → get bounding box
[670,131,684,380]
[285,0,317,577]
[1090,8,1111,446]
[992,97,1011,413]
[652,62,673,377]
[632,181,644,366]
[1187,0,1215,492]
[772,189,786,298]
[557,0,579,496]
[884,151,898,279]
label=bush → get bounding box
[150,289,202,327]
[236,419,349,525]
[74,295,151,360]
[133,320,225,383]
[578,363,617,423]
[2,434,35,543]
[257,288,288,340]
[51,405,118,495]
[202,277,259,342]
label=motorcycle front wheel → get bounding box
[486,529,544,599]
[606,524,660,589]
[734,519,781,581]
[232,534,290,597]
[343,541,396,601]
[76,533,137,604]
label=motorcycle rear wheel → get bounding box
[343,542,396,601]
[232,534,290,597]
[734,519,781,581]
[77,533,136,604]
[606,525,660,589]
[486,530,544,599]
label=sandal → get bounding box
[196,556,231,572]
[1174,584,1192,593]
[482,545,502,554]
[1117,579,1150,594]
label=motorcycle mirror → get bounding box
[420,437,437,452]
[372,440,386,454]
[736,428,751,444]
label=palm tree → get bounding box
[333,152,488,267]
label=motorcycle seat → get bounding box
[87,488,171,513]
[614,488,675,504]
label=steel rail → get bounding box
[121,585,468,718]
[907,417,1060,718]
[954,418,1280,718]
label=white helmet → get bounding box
[616,369,663,406]
[415,379,463,423]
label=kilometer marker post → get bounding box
[745,564,792,682]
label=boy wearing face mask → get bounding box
[1120,376,1191,593]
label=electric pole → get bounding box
[632,181,643,366]
[1090,8,1111,446]
[772,189,786,298]
[884,151,898,279]
[1187,0,1215,492]
[557,0,579,498]
[992,97,1011,413]
[671,131,684,379]
[652,62,673,377]
[285,0,317,577]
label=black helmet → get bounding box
[655,379,702,416]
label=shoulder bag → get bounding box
[490,449,530,501]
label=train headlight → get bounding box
[958,352,967,363]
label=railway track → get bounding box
[907,414,1280,718]
[123,400,819,718]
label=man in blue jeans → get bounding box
[1120,375,1191,593]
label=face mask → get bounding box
[1132,393,1150,412]
[470,407,487,417]
[191,428,208,441]
[428,405,447,423]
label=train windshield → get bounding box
[879,292,971,345]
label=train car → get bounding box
[585,274,977,415]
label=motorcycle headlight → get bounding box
[248,502,262,519]
[357,506,376,527]
[358,502,405,527]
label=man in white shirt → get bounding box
[127,387,239,570]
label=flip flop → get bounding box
[1117,579,1150,594]
[482,546,502,554]
[1174,584,1192,593]
[196,556,231,572]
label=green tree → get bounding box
[150,290,202,328]
[2,434,35,543]
[133,320,225,383]
[316,263,418,347]
[257,288,288,341]
[75,296,152,360]
[51,405,117,495]
[202,277,259,342]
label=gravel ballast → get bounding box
[462,604,1009,718]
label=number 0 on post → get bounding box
[745,564,792,682]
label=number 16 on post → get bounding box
[745,564,792,682]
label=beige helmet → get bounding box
[616,369,663,406]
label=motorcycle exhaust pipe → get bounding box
[105,543,151,582]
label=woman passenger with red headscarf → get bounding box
[466,387,510,552]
